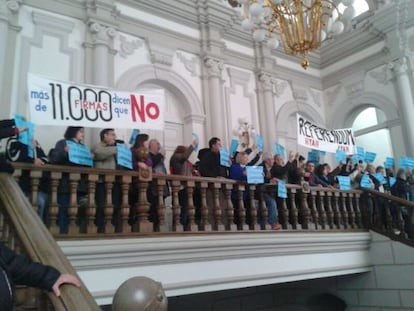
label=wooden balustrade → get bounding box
[11,162,414,241]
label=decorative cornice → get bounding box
[119,35,143,58]
[177,52,199,77]
[87,21,117,47]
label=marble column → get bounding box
[85,22,116,142]
[203,57,227,145]
[390,57,414,156]
[0,0,20,118]
[256,72,277,153]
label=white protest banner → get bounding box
[28,74,165,130]
[296,114,356,154]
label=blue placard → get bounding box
[400,157,408,169]
[318,150,326,157]
[365,151,377,163]
[357,146,365,162]
[66,140,93,167]
[230,139,239,156]
[389,177,396,187]
[307,150,319,165]
[360,174,371,188]
[246,166,264,184]
[384,157,395,169]
[278,180,288,198]
[14,114,35,158]
[220,148,230,167]
[335,149,347,163]
[116,143,133,169]
[129,129,140,145]
[274,143,286,160]
[192,133,199,152]
[256,135,264,152]
[374,173,387,185]
[406,157,414,169]
[351,154,360,165]
[337,176,351,190]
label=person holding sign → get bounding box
[49,127,90,233]
[259,153,281,230]
[229,152,250,225]
[92,129,125,232]
[0,119,28,174]
[170,138,198,227]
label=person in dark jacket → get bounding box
[6,138,50,221]
[390,168,410,232]
[49,126,89,233]
[0,119,27,174]
[0,242,80,310]
[198,137,227,178]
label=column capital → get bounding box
[257,72,275,92]
[87,21,117,47]
[388,57,410,78]
[0,0,21,23]
[203,57,223,78]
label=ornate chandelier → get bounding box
[230,0,356,69]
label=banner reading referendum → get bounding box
[296,114,356,154]
[28,74,165,130]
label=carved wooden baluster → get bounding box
[171,180,183,232]
[86,174,98,234]
[0,213,4,241]
[347,192,356,229]
[258,185,270,230]
[248,184,260,230]
[104,175,115,234]
[234,183,248,231]
[185,180,198,232]
[309,190,319,230]
[340,192,349,229]
[352,192,362,229]
[212,182,225,231]
[199,182,211,231]
[13,168,22,185]
[385,199,394,233]
[119,175,132,233]
[396,204,407,238]
[289,188,299,230]
[156,177,167,232]
[136,168,153,233]
[317,190,327,230]
[332,192,342,229]
[325,191,334,229]
[29,170,42,214]
[299,189,310,229]
[67,173,80,235]
[48,172,61,235]
[223,183,237,231]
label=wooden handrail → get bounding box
[0,173,100,310]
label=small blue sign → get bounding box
[246,166,264,184]
[406,157,414,169]
[14,114,35,158]
[274,143,286,160]
[256,135,264,152]
[129,129,140,145]
[337,175,351,190]
[220,148,230,167]
[351,154,360,165]
[307,150,319,165]
[364,151,377,163]
[389,177,396,187]
[335,149,347,163]
[384,157,395,169]
[116,143,133,169]
[360,174,371,188]
[357,146,365,162]
[374,173,387,185]
[230,139,239,156]
[66,140,93,167]
[278,180,288,198]
[192,133,199,152]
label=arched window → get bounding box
[347,107,393,166]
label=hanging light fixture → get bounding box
[231,0,356,69]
